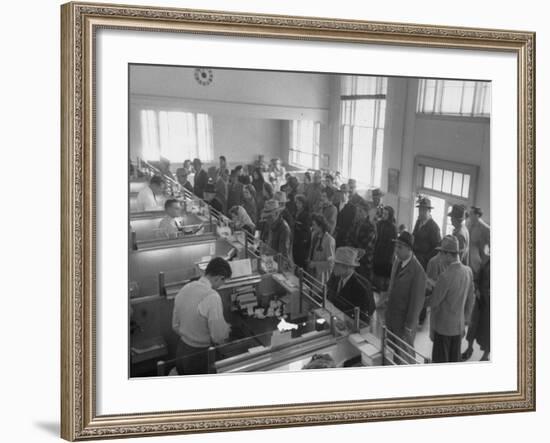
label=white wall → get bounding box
[129,65,332,167]
[212,116,284,165]
[380,77,491,227]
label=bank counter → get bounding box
[130,229,384,377]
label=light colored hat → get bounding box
[334,247,364,267]
[273,191,288,205]
[436,235,461,254]
[261,199,283,218]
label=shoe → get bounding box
[461,347,473,361]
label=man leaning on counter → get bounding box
[172,257,232,375]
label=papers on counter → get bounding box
[229,258,252,278]
[277,318,298,332]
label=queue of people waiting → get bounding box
[134,154,491,365]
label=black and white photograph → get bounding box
[128,64,491,377]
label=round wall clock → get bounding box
[194,68,214,86]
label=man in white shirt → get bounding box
[172,257,232,375]
[135,175,165,212]
[158,199,182,239]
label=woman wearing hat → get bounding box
[373,206,398,291]
[251,168,274,219]
[326,247,375,321]
[260,199,293,265]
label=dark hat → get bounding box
[393,231,414,249]
[416,197,433,209]
[470,206,483,216]
[436,235,460,254]
[204,182,216,194]
[448,204,466,220]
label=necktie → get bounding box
[337,277,344,293]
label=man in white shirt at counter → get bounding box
[158,199,182,239]
[172,257,232,375]
[135,175,165,212]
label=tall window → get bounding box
[340,76,387,187]
[417,79,491,117]
[289,120,321,169]
[140,109,213,162]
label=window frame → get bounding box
[139,108,214,163]
[413,155,479,233]
[338,85,387,187]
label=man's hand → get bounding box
[403,327,415,346]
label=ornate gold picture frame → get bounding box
[61,1,535,440]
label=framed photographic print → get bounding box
[61,1,536,440]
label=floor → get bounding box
[372,292,485,364]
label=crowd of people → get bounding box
[136,154,491,366]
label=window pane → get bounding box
[350,127,373,182]
[342,125,351,174]
[373,128,384,187]
[353,100,376,126]
[140,110,160,161]
[417,79,491,117]
[440,80,463,114]
[462,174,471,198]
[433,168,443,191]
[424,166,434,189]
[461,83,476,116]
[452,172,463,196]
[377,100,386,127]
[442,169,453,193]
[342,75,387,95]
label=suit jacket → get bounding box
[412,217,441,270]
[193,169,209,198]
[453,223,470,266]
[386,255,427,336]
[429,261,475,336]
[327,272,375,320]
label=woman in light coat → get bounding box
[308,214,336,284]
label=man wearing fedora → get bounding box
[429,235,475,363]
[412,196,441,326]
[386,231,427,364]
[412,196,442,270]
[327,247,376,322]
[448,204,470,266]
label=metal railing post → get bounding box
[131,231,137,251]
[156,360,166,376]
[322,284,327,309]
[354,306,361,332]
[381,326,387,366]
[297,267,303,314]
[330,315,336,336]
[244,232,249,258]
[158,272,165,297]
[207,347,216,374]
